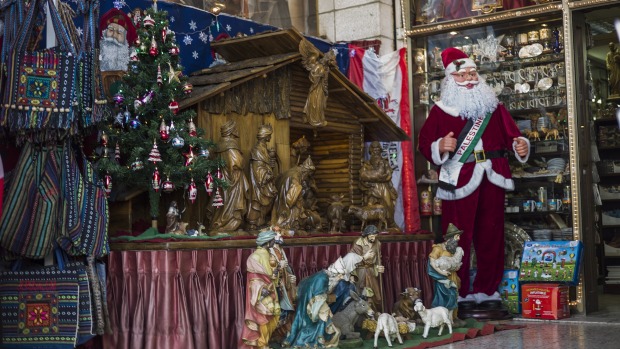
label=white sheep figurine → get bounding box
[413,300,453,339]
[373,313,416,348]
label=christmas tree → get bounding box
[97,5,223,223]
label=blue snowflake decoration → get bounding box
[189,20,197,31]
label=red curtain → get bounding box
[103,241,433,349]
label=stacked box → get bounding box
[521,284,570,320]
[519,240,583,285]
[498,269,520,314]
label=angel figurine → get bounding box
[299,40,336,127]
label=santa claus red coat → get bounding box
[418,102,527,297]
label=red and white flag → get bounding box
[348,46,420,232]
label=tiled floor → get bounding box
[435,293,620,348]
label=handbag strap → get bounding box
[13,0,75,55]
[0,0,24,64]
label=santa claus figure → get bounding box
[99,8,137,72]
[418,47,530,307]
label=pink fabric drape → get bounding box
[104,241,433,349]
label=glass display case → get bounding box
[411,13,572,241]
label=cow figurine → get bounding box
[326,193,346,233]
[348,204,388,231]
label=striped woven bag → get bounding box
[0,142,62,259]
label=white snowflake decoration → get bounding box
[226,24,232,32]
[199,32,208,43]
[476,34,504,63]
[208,34,214,42]
[112,0,125,9]
[211,20,216,26]
[192,51,199,59]
[189,20,197,31]
[250,28,254,34]
[170,16,175,23]
[183,35,193,46]
[77,27,83,37]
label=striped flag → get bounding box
[348,46,420,232]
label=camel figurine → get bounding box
[528,113,541,141]
[542,112,561,140]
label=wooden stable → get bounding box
[173,28,408,231]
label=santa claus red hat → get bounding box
[99,8,137,45]
[441,47,476,76]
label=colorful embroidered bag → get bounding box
[0,256,83,348]
[0,0,77,132]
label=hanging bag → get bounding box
[0,0,78,132]
[0,248,89,349]
[58,145,109,258]
[0,141,62,259]
[75,0,109,127]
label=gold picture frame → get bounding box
[471,0,502,14]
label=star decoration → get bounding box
[183,146,196,166]
[168,63,181,84]
[476,34,505,63]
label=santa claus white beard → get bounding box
[100,36,130,72]
[439,75,499,120]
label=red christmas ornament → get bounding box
[157,65,163,86]
[162,27,168,41]
[149,36,158,56]
[216,167,222,180]
[212,187,224,207]
[182,82,193,95]
[152,168,161,191]
[183,146,196,166]
[159,119,169,141]
[104,173,113,197]
[169,44,180,56]
[143,14,155,27]
[162,177,175,193]
[188,118,197,137]
[204,172,214,195]
[100,131,109,147]
[188,178,198,203]
[168,100,179,114]
[148,140,162,163]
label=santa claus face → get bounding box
[104,23,127,45]
[450,67,479,90]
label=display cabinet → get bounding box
[410,10,573,242]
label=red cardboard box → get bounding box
[521,284,570,320]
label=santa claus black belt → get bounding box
[463,150,508,163]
